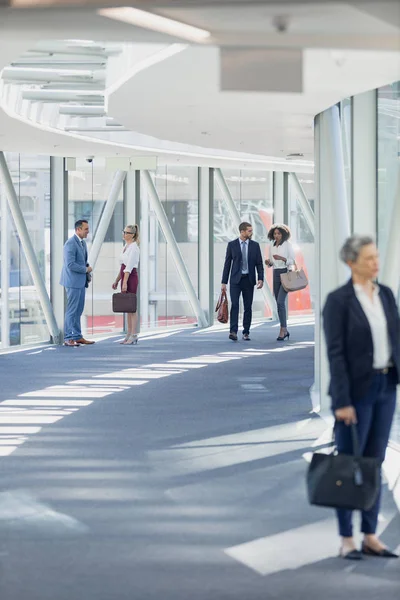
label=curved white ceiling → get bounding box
[0,2,399,170]
[109,45,400,161]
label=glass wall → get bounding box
[214,170,274,321]
[67,161,124,337]
[287,173,315,316]
[144,166,198,329]
[377,82,400,443]
[0,153,51,347]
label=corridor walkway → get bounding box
[0,321,399,599]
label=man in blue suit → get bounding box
[221,222,264,341]
[60,219,95,347]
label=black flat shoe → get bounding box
[340,549,363,561]
[229,332,238,341]
[362,544,399,558]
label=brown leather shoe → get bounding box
[64,340,80,347]
[76,338,95,345]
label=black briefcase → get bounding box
[112,292,137,313]
[307,424,380,511]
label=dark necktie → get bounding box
[241,241,248,272]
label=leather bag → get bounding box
[280,267,308,293]
[215,290,229,324]
[307,424,380,511]
[112,292,137,313]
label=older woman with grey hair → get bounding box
[323,234,400,560]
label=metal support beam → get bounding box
[273,171,285,224]
[198,167,214,326]
[215,167,278,320]
[0,151,61,344]
[289,173,315,237]
[88,170,126,269]
[124,171,140,332]
[50,157,68,341]
[1,183,10,348]
[142,170,208,329]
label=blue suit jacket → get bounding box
[59,235,88,289]
[323,279,400,410]
[221,238,264,287]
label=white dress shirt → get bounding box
[268,241,295,269]
[240,238,249,274]
[120,242,140,274]
[354,283,392,369]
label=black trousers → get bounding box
[229,275,254,335]
[334,370,397,537]
[273,268,288,328]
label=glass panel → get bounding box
[144,166,198,329]
[0,153,51,346]
[214,170,274,322]
[67,162,124,337]
[288,173,315,317]
[377,82,400,443]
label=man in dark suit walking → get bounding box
[221,222,264,341]
[60,219,95,346]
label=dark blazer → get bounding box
[221,238,264,287]
[323,279,400,410]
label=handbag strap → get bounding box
[215,289,227,311]
[332,422,361,457]
[351,423,361,457]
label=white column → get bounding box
[50,157,67,339]
[1,183,10,348]
[0,151,61,344]
[198,167,214,326]
[88,170,126,269]
[215,167,278,320]
[140,183,150,331]
[142,170,208,328]
[313,106,351,415]
[124,171,140,332]
[352,91,377,234]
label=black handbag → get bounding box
[112,292,137,313]
[307,424,380,511]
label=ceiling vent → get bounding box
[286,153,304,160]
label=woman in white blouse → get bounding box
[112,224,140,345]
[323,235,399,560]
[265,224,295,340]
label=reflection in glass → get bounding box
[0,153,51,346]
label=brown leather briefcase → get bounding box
[112,292,137,313]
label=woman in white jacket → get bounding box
[112,224,140,345]
[265,224,295,341]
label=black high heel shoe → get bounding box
[277,331,290,341]
[361,543,398,558]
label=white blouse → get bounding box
[268,241,295,269]
[354,283,392,369]
[120,242,140,274]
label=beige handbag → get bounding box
[280,267,308,293]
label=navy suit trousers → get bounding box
[334,370,397,537]
[229,275,254,335]
[65,287,86,341]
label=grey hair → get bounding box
[339,234,375,263]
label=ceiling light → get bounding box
[98,7,211,43]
